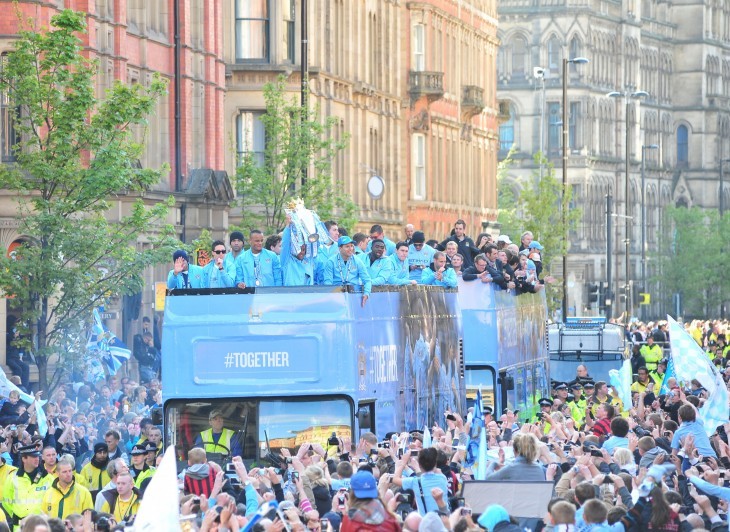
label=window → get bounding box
[237,111,266,167]
[512,36,527,75]
[284,0,295,63]
[412,134,426,200]
[499,104,515,151]
[235,0,269,62]
[676,125,688,167]
[0,54,18,162]
[569,101,581,151]
[569,35,581,72]
[412,24,425,72]
[547,102,561,157]
[547,35,562,75]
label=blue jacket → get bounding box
[420,266,458,288]
[359,255,394,286]
[202,261,236,288]
[387,255,412,285]
[235,249,283,287]
[167,265,206,289]
[280,227,314,286]
[323,253,372,296]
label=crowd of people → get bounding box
[166,220,553,299]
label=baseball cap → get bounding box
[350,471,378,498]
[497,235,512,244]
[337,236,353,247]
[529,241,544,250]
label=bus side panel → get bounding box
[161,291,358,399]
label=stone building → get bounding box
[0,0,233,364]
[224,0,500,239]
[496,0,730,318]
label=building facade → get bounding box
[497,0,730,318]
[0,0,233,364]
[224,0,500,240]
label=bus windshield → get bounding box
[165,397,352,462]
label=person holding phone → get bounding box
[340,471,400,531]
[482,433,546,481]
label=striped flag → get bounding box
[0,366,48,437]
[659,356,677,395]
[667,316,729,436]
[86,308,131,375]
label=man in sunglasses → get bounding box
[202,240,236,288]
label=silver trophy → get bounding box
[285,199,332,257]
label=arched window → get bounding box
[512,36,527,75]
[499,104,515,152]
[547,35,561,75]
[569,35,581,72]
[676,125,689,167]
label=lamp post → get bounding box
[561,56,589,322]
[640,144,658,321]
[300,0,309,185]
[607,89,649,321]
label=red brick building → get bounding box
[0,0,232,354]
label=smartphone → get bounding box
[225,463,236,473]
[321,518,329,529]
[590,449,603,457]
[563,444,572,452]
[411,450,419,457]
[291,471,299,480]
[461,508,472,516]
[446,414,457,421]
[258,469,266,476]
[456,498,465,508]
[397,448,404,459]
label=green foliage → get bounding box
[235,76,357,235]
[655,206,727,318]
[0,10,178,390]
[497,152,581,314]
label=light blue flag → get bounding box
[667,316,730,436]
[423,426,432,448]
[472,386,484,433]
[608,358,632,412]
[0,366,48,437]
[660,356,677,395]
[475,425,488,480]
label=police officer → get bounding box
[2,443,52,531]
[194,410,242,459]
[640,336,664,372]
[568,383,587,426]
[129,444,155,495]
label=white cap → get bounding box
[497,235,512,244]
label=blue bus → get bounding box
[459,283,549,420]
[161,283,548,461]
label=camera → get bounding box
[370,448,379,456]
[190,497,201,514]
[378,441,391,449]
[590,449,603,458]
[327,432,339,446]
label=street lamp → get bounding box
[561,56,589,322]
[607,89,649,321]
[640,144,658,321]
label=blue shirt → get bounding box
[407,244,436,281]
[202,261,236,288]
[388,255,411,285]
[671,419,717,458]
[601,436,629,454]
[420,266,458,288]
[167,265,206,289]
[323,253,372,296]
[401,471,448,515]
[236,249,283,287]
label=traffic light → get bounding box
[587,282,600,305]
[599,283,610,313]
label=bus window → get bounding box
[465,366,497,411]
[165,397,352,464]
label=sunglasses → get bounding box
[213,249,226,254]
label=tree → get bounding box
[0,10,178,390]
[655,206,725,318]
[235,76,357,235]
[498,153,580,314]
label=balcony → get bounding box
[408,71,444,105]
[461,85,485,118]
